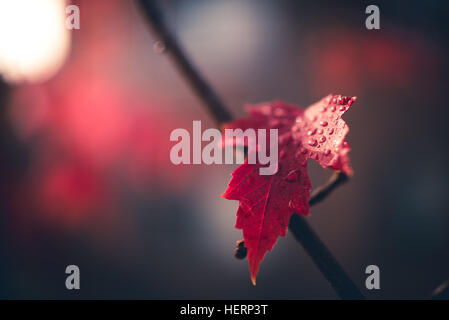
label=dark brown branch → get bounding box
[432,279,449,299]
[309,171,348,206]
[137,0,233,126]
[137,0,364,299]
[289,214,364,299]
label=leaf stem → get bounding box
[137,0,364,299]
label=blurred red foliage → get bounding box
[6,0,192,231]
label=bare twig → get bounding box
[432,279,449,299]
[289,213,364,299]
[137,0,364,299]
[137,0,232,126]
[309,171,348,206]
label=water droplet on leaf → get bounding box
[307,128,317,136]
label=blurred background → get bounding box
[0,0,449,299]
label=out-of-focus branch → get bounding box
[137,0,232,126]
[432,279,449,299]
[289,211,364,299]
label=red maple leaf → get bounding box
[222,94,355,284]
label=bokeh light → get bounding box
[0,0,70,83]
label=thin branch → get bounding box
[289,214,364,299]
[290,172,365,299]
[432,279,449,299]
[309,171,348,206]
[137,0,364,299]
[137,0,232,126]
